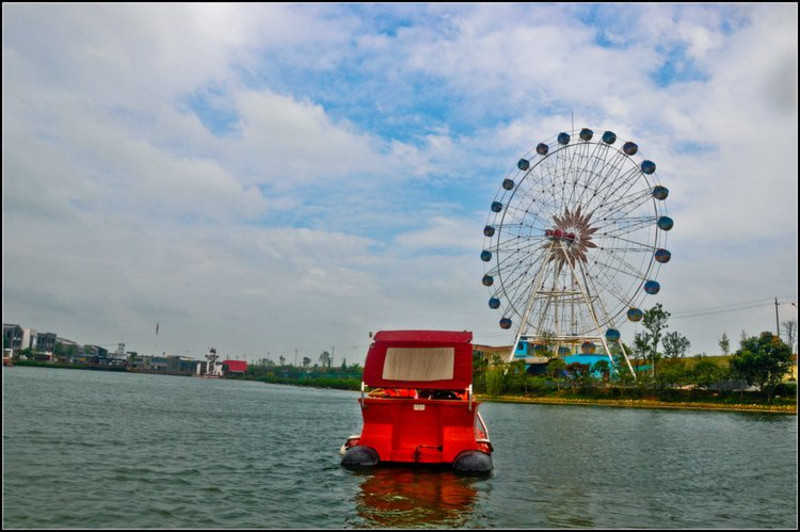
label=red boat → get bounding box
[340,330,493,473]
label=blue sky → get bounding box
[3,3,797,363]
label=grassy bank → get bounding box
[242,373,796,414]
[476,392,797,414]
[9,363,795,413]
[233,374,362,390]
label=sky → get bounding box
[3,3,797,365]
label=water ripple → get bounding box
[3,368,796,529]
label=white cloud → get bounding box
[231,90,386,185]
[394,216,480,252]
[2,3,797,362]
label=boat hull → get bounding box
[341,397,493,472]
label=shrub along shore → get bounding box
[243,373,796,414]
[474,392,797,414]
[10,360,795,413]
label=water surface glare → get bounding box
[3,367,797,528]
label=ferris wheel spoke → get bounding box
[589,190,653,225]
[599,184,653,212]
[593,163,643,207]
[603,232,659,251]
[585,280,627,325]
[597,245,656,254]
[590,255,647,283]
[590,247,655,289]
[501,208,550,231]
[578,154,628,206]
[598,218,658,239]
[601,189,659,219]
[515,183,561,218]
[559,144,591,209]
[492,238,548,264]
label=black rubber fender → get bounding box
[341,445,379,468]
[452,450,493,473]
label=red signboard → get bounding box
[223,360,248,373]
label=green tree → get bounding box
[593,359,611,383]
[663,331,691,358]
[472,351,489,388]
[546,357,566,376]
[545,358,566,390]
[485,363,507,397]
[730,332,793,402]
[302,356,311,368]
[692,359,726,388]
[641,303,670,377]
[319,350,332,368]
[540,330,557,357]
[657,358,689,386]
[633,332,649,361]
[781,320,797,353]
[54,342,77,362]
[718,333,730,356]
[507,359,528,394]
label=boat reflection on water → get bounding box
[351,466,479,528]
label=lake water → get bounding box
[3,367,797,529]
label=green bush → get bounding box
[774,382,797,398]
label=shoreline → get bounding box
[476,394,797,414]
[8,364,795,414]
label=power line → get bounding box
[671,297,797,320]
[671,302,773,320]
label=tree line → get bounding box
[473,304,796,404]
[234,351,364,390]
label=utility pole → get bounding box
[775,297,780,339]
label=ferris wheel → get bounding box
[480,127,672,374]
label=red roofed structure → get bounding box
[223,360,248,374]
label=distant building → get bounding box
[84,345,109,358]
[129,354,195,375]
[22,328,37,351]
[3,325,59,356]
[473,344,512,365]
[36,332,57,353]
[3,324,23,351]
[55,337,82,363]
[167,355,196,375]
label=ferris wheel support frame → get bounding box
[565,253,637,379]
[508,243,557,361]
[506,240,637,379]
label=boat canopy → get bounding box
[362,330,473,390]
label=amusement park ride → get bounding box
[481,127,672,375]
[341,127,672,473]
